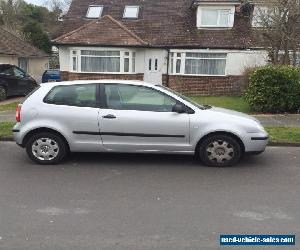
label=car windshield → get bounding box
[156,85,211,110]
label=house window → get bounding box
[124,52,130,72]
[197,7,235,28]
[132,52,136,72]
[81,51,120,72]
[86,5,103,18]
[185,53,226,75]
[123,6,139,19]
[18,57,28,72]
[71,51,78,71]
[170,52,227,76]
[73,49,136,73]
[170,53,182,74]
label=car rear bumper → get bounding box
[13,123,24,147]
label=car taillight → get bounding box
[16,104,22,122]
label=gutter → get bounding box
[52,41,267,51]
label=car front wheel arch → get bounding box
[195,131,245,157]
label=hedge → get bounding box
[244,66,300,113]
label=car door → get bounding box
[0,65,19,96]
[12,66,35,95]
[98,83,191,152]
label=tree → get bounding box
[0,0,23,31]
[250,0,300,66]
[0,0,60,53]
[22,19,51,53]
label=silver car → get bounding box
[13,80,268,167]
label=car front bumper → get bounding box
[244,131,269,153]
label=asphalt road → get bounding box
[0,142,299,250]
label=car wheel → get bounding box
[198,134,242,167]
[26,132,67,165]
[0,86,7,101]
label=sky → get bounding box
[24,0,45,7]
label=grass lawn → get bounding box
[0,122,15,138]
[190,96,250,113]
[266,127,300,143]
[0,122,299,143]
[0,102,18,112]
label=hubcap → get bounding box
[206,140,234,164]
[32,138,59,161]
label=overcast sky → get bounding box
[24,0,44,6]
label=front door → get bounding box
[98,84,191,152]
[143,50,163,85]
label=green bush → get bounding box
[244,66,300,113]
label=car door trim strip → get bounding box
[73,131,185,138]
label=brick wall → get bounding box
[165,75,246,96]
[60,72,245,96]
[61,71,144,81]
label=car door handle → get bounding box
[102,114,116,119]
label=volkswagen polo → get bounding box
[13,80,268,166]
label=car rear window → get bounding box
[46,70,60,75]
[43,84,98,108]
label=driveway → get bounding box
[0,142,299,249]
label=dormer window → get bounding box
[123,6,139,19]
[86,5,103,18]
[196,6,235,28]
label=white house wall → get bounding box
[58,46,269,77]
[226,51,268,75]
[59,46,70,72]
[0,56,18,65]
[28,58,49,83]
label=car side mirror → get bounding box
[172,103,186,114]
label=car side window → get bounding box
[0,66,14,75]
[104,84,177,112]
[13,67,26,78]
[44,84,98,108]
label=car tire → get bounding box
[26,132,68,165]
[0,86,7,101]
[198,134,242,167]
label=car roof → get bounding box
[45,80,157,88]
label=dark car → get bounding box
[42,69,61,83]
[0,64,38,101]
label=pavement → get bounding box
[0,97,23,105]
[253,114,300,127]
[0,142,299,249]
[0,97,22,122]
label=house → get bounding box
[0,27,49,83]
[54,0,285,96]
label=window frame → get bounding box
[101,83,189,113]
[43,83,101,108]
[169,51,227,76]
[123,5,140,19]
[197,6,235,28]
[86,5,103,19]
[70,48,137,74]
